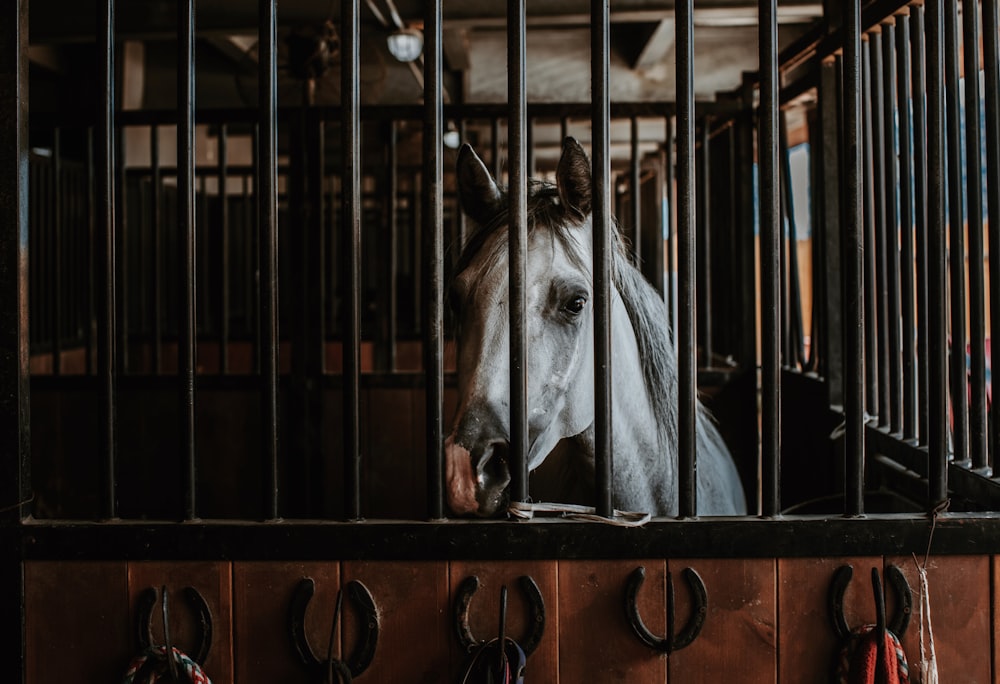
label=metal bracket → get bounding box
[136,585,213,667]
[828,564,912,640]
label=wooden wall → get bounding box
[25,555,994,683]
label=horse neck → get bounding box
[605,288,676,514]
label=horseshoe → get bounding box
[136,585,213,667]
[454,575,546,657]
[828,564,912,640]
[289,577,380,680]
[625,566,707,653]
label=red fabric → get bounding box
[837,625,909,684]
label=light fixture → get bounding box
[386,27,423,62]
[443,121,460,149]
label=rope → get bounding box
[507,501,651,527]
[911,499,947,684]
[122,646,212,684]
[834,624,909,684]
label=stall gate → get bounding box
[5,0,1000,681]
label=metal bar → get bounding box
[97,0,118,520]
[666,116,676,330]
[259,0,280,519]
[897,14,916,441]
[218,124,230,375]
[178,0,197,519]
[926,0,949,506]
[863,39,880,421]
[759,0,780,517]
[844,0,865,516]
[0,0,30,525]
[963,0,988,471]
[945,0,968,466]
[86,128,96,375]
[911,6,930,446]
[388,122,399,372]
[426,0,445,518]
[593,0,614,517]
[779,112,804,369]
[342,0,362,520]
[985,0,1000,473]
[151,126,163,374]
[700,119,713,367]
[117,119,128,375]
[882,20,903,435]
[631,116,642,266]
[871,30,890,429]
[53,129,62,375]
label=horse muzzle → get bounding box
[445,434,511,517]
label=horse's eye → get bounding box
[563,296,587,316]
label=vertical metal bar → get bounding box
[426,0,445,518]
[882,21,903,435]
[779,113,803,368]
[342,0,362,520]
[97,0,118,519]
[897,14,917,441]
[53,128,62,374]
[388,121,399,372]
[963,0,988,471]
[666,116,676,331]
[759,0,780,517]
[0,0,30,525]
[593,0,614,517]
[117,125,128,375]
[818,60,845,396]
[926,0,949,505]
[457,119,469,256]
[150,126,162,373]
[631,116,642,265]
[844,0,864,515]
[863,39,879,421]
[945,0,969,466]
[912,7,930,446]
[699,119,713,366]
[178,0,197,519]
[87,128,96,374]
[259,0,280,519]
[872,30,890,428]
[218,124,230,375]
[312,120,326,377]
[985,0,1000,472]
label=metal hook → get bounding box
[828,564,912,641]
[289,577,379,682]
[137,585,213,670]
[454,575,546,658]
[625,566,707,653]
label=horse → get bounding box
[444,137,747,518]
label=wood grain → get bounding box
[668,558,776,683]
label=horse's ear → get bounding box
[456,143,502,225]
[556,137,592,219]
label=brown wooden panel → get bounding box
[668,558,776,683]
[25,561,130,683]
[449,560,558,682]
[342,561,450,683]
[233,561,340,684]
[127,561,233,682]
[558,559,667,683]
[778,557,881,682]
[888,554,991,684]
[366,388,419,518]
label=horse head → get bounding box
[445,138,599,517]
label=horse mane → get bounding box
[455,179,677,453]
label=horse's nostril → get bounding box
[476,440,511,485]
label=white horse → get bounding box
[444,137,746,517]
